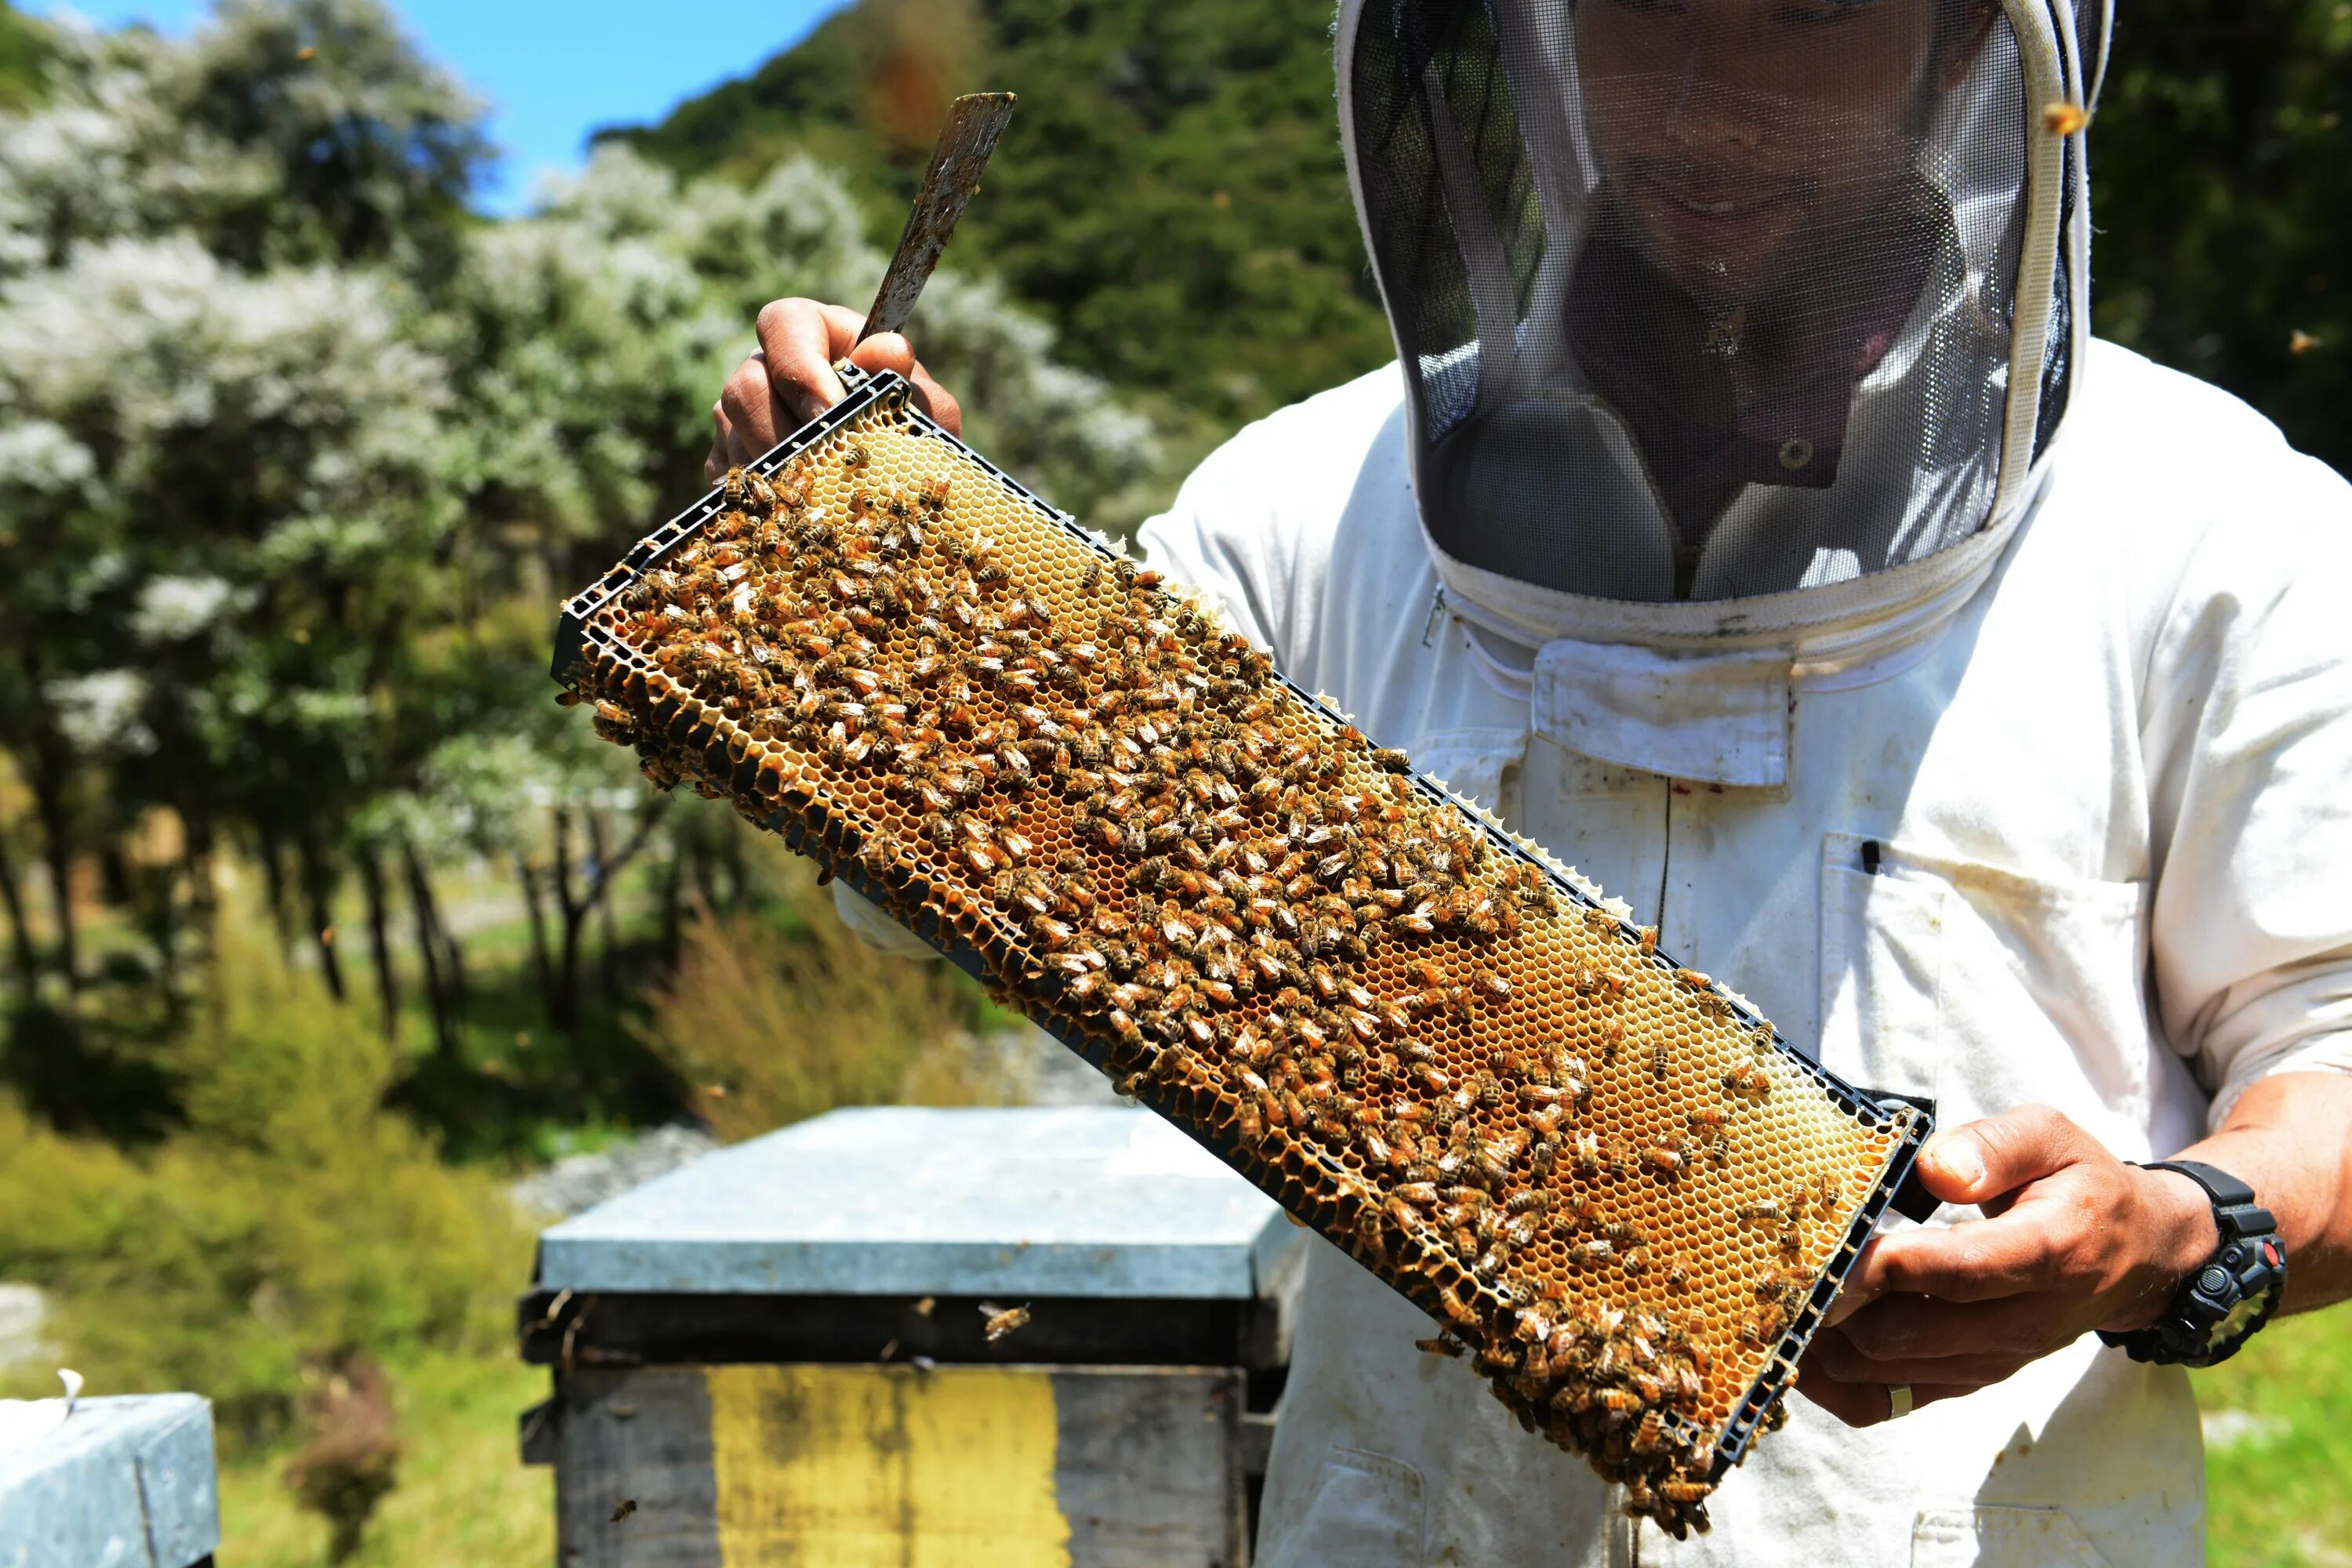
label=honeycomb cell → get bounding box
[555,379,1926,1541]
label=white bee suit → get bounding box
[826,0,2352,1556]
[1132,342,2352,1566]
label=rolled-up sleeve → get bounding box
[2143,448,2352,1128]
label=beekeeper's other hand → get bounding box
[1794,1102,2223,1426]
[705,299,962,484]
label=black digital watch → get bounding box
[2097,1159,2287,1369]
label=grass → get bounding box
[2198,1301,2352,1567]
[215,1351,550,1568]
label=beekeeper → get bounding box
[706,0,2352,1560]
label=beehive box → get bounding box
[519,1106,1304,1566]
[0,1393,219,1568]
[551,370,1932,1536]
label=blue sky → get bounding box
[34,1,856,213]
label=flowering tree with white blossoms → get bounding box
[0,0,1155,1057]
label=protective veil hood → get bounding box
[1338,0,2106,660]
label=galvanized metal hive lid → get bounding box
[536,1105,1303,1301]
[0,1394,220,1568]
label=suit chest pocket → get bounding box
[1818,832,2151,1138]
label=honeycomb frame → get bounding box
[553,369,1932,1536]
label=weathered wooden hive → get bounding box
[520,1105,1304,1565]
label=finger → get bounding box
[844,332,964,437]
[717,354,790,459]
[1835,1207,2075,1315]
[1791,1364,1976,1429]
[1831,1292,2068,1364]
[1806,1324,2037,1388]
[1918,1105,2096,1207]
[848,329,915,379]
[705,408,733,486]
[906,361,962,437]
[755,299,863,423]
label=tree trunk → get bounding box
[299,840,345,1002]
[590,810,622,1007]
[400,838,460,1061]
[548,808,581,1034]
[0,829,36,1003]
[256,825,297,956]
[513,847,554,1017]
[659,840,684,968]
[546,800,668,1036]
[355,847,399,1040]
[28,749,78,991]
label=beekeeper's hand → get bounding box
[706,299,962,483]
[1796,1075,2352,1425]
[1794,1103,2223,1426]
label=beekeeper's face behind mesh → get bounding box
[1580,1,1995,314]
[1344,0,2074,610]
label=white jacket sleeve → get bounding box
[1135,459,1287,655]
[2143,444,2352,1127]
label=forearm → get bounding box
[2172,1069,2352,1312]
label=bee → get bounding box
[1724,1062,1773,1098]
[842,441,870,471]
[2042,99,2089,136]
[1642,1145,1684,1175]
[980,1302,1032,1344]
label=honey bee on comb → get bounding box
[552,370,1931,1541]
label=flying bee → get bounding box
[980,1302,1031,1344]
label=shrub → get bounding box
[0,933,524,1439]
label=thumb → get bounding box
[1917,1104,2093,1207]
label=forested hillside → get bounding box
[604,0,1396,459]
[615,0,2352,478]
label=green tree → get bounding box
[2089,0,2350,475]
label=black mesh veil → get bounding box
[1341,0,2082,606]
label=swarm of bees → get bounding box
[556,381,1919,1539]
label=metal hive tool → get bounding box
[551,372,1932,1537]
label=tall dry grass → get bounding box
[633,859,1000,1142]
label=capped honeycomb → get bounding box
[553,372,1928,1537]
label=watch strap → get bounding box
[2141,1158,2276,1242]
[2096,1159,2286,1368]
